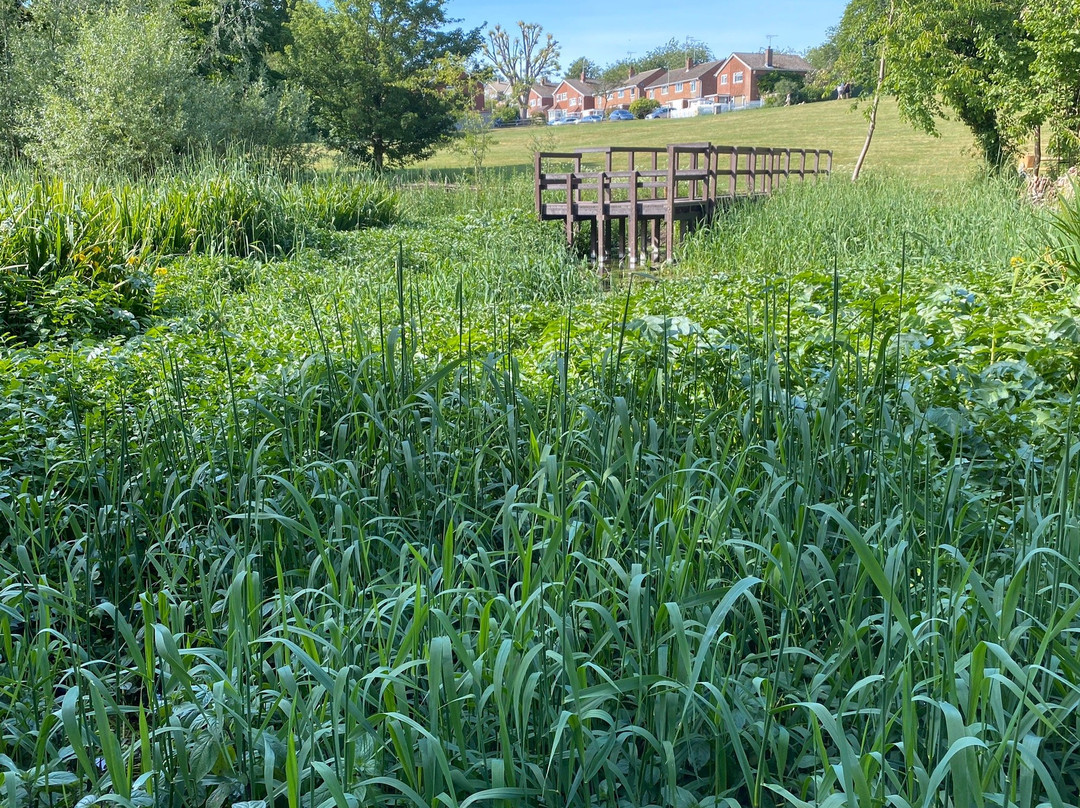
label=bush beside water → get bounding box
[1,171,1079,807]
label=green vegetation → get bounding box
[2,157,1080,806]
[0,159,396,343]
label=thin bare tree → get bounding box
[480,21,559,117]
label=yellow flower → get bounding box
[1009,255,1024,268]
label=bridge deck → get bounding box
[534,143,831,264]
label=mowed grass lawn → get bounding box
[419,97,979,180]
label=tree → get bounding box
[1001,0,1080,168]
[284,0,480,169]
[27,2,200,172]
[480,22,559,115]
[455,109,492,182]
[827,0,1027,172]
[174,0,292,82]
[636,37,713,72]
[564,56,597,80]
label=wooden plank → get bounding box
[629,169,639,267]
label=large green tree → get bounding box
[285,0,479,169]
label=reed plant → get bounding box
[1,171,1078,807]
[0,159,398,344]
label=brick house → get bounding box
[644,59,723,110]
[713,48,814,106]
[527,82,557,116]
[598,67,666,111]
[483,80,512,108]
[548,74,599,121]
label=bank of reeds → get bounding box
[0,159,397,343]
[1,173,1078,807]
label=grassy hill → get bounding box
[419,98,980,181]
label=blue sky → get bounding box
[447,0,850,70]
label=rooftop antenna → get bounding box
[765,34,777,49]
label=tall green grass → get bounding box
[0,159,397,344]
[1,172,1078,807]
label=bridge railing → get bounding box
[534,143,832,263]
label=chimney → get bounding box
[686,57,693,70]
[765,46,774,67]
[581,70,586,81]
[628,65,634,79]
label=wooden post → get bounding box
[730,147,738,198]
[798,150,806,181]
[665,146,677,262]
[784,149,791,186]
[748,148,756,195]
[565,173,574,248]
[534,152,543,215]
[629,169,639,267]
[813,150,821,180]
[826,151,833,176]
[596,171,607,266]
[706,145,717,217]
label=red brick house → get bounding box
[527,82,557,116]
[713,49,814,106]
[548,75,599,121]
[598,67,666,111]
[645,59,723,110]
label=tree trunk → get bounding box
[373,136,384,171]
[853,45,888,181]
[852,0,894,182]
[1034,124,1041,178]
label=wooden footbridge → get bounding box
[534,143,832,265]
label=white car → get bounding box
[645,106,672,119]
[579,111,604,123]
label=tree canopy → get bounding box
[824,0,1080,169]
[283,0,480,169]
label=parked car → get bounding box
[579,111,604,123]
[550,114,580,126]
[608,109,635,121]
[644,106,672,119]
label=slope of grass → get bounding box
[418,97,979,180]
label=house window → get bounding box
[662,86,668,94]
[675,82,683,92]
[690,81,696,91]
[720,74,728,85]
[618,90,624,98]
[734,71,744,83]
[570,97,576,106]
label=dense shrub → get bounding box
[629,97,660,118]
